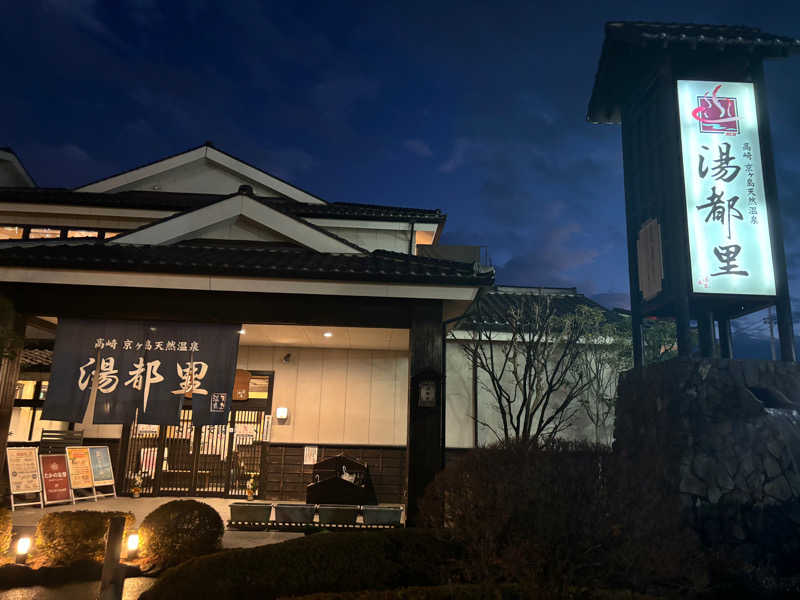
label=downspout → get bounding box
[408,222,416,255]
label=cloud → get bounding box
[439,138,483,173]
[22,142,114,188]
[403,139,433,158]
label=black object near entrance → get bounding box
[306,454,377,505]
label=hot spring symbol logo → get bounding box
[691,84,740,135]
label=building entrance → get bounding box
[120,400,269,498]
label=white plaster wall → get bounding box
[237,346,408,446]
[112,159,279,197]
[195,216,290,242]
[325,226,410,253]
[445,341,474,448]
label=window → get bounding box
[67,229,99,239]
[0,226,23,240]
[29,227,61,239]
[102,231,121,239]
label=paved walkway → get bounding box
[10,496,303,549]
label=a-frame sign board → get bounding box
[65,446,97,503]
[39,453,75,506]
[6,447,43,510]
[88,446,117,499]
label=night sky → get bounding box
[3,1,800,357]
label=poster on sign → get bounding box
[39,454,73,505]
[6,447,43,510]
[66,447,96,502]
[89,446,115,487]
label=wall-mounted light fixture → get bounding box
[276,406,289,421]
[282,353,292,363]
[238,328,246,335]
[323,331,333,338]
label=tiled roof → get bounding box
[456,286,621,330]
[588,21,800,124]
[0,188,446,223]
[0,241,493,286]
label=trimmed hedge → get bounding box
[0,560,142,590]
[139,499,224,568]
[0,507,11,555]
[34,510,135,565]
[289,586,658,600]
[140,529,462,600]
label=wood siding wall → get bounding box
[261,444,406,504]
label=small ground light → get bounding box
[323,331,333,338]
[126,533,139,560]
[16,536,31,564]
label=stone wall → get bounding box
[616,358,800,566]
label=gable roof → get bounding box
[0,148,35,187]
[0,188,446,223]
[109,190,365,253]
[588,21,800,124]
[75,142,328,204]
[0,241,494,287]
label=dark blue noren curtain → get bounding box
[42,319,241,426]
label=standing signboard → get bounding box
[88,446,116,498]
[39,454,74,505]
[66,446,97,502]
[6,447,43,510]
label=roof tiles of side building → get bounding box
[588,21,800,124]
[0,241,494,286]
[0,187,446,223]
[456,286,623,330]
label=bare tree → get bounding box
[458,293,594,445]
[574,308,632,446]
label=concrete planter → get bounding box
[274,503,315,523]
[362,506,403,525]
[318,504,359,524]
[230,502,272,524]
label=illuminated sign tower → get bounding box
[588,22,800,364]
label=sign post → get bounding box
[6,447,43,510]
[39,454,74,506]
[66,446,97,502]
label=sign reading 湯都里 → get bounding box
[88,446,114,487]
[40,454,72,504]
[66,446,94,489]
[677,80,776,296]
[6,447,42,494]
[43,320,240,426]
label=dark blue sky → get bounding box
[2,1,800,356]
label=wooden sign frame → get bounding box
[6,447,43,510]
[39,453,75,506]
[65,446,97,503]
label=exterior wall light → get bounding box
[323,332,333,338]
[276,406,289,421]
[126,533,139,560]
[238,328,246,335]
[16,536,31,564]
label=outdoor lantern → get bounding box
[126,533,139,560]
[16,536,31,564]
[276,406,288,421]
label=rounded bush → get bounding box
[34,511,135,565]
[0,508,11,554]
[139,500,223,568]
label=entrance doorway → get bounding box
[120,398,270,498]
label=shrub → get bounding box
[0,508,11,554]
[139,500,224,568]
[287,584,525,599]
[139,528,462,600]
[34,510,135,566]
[419,439,707,595]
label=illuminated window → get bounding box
[248,375,271,399]
[0,226,23,240]
[29,228,61,239]
[103,231,121,239]
[14,380,36,400]
[38,381,49,401]
[67,230,99,238]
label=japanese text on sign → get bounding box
[677,80,776,296]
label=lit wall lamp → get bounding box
[16,536,31,564]
[275,406,289,421]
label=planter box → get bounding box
[274,503,315,523]
[318,504,359,525]
[362,506,403,526]
[230,502,272,524]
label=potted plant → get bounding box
[131,472,143,498]
[245,475,257,501]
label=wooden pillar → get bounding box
[406,300,443,526]
[717,317,733,359]
[697,312,715,358]
[0,304,24,476]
